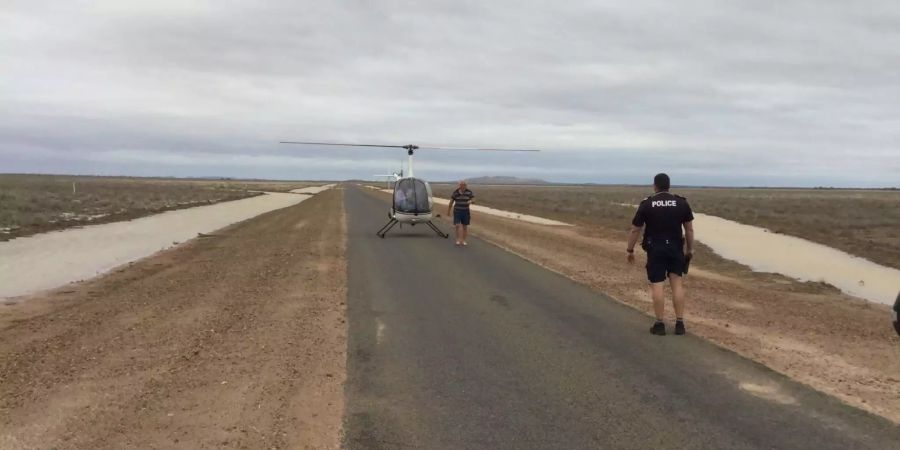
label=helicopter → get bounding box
[279,141,539,238]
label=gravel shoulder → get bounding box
[0,188,347,449]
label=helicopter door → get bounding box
[393,178,432,215]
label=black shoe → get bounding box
[650,321,666,336]
[675,321,686,335]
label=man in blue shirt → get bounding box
[447,180,475,246]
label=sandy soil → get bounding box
[0,188,348,449]
[431,208,900,424]
[291,184,336,195]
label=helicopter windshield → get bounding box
[394,178,431,214]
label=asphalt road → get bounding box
[343,185,900,449]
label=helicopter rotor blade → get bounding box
[279,141,407,149]
[418,146,540,152]
[279,141,539,152]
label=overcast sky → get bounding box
[2,1,898,186]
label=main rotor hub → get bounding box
[403,144,419,155]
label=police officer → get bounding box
[627,173,695,336]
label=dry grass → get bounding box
[432,184,900,269]
[0,174,317,240]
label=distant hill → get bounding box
[463,176,551,185]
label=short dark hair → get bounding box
[654,173,670,191]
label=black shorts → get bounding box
[645,239,685,283]
[453,209,471,225]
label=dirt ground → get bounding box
[0,188,347,449]
[0,174,320,241]
[431,184,900,270]
[430,205,900,425]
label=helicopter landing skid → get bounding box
[376,219,449,239]
[376,218,398,238]
[426,221,450,239]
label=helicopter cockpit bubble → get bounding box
[393,178,432,215]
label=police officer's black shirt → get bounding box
[631,191,694,243]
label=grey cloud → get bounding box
[1,0,898,187]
